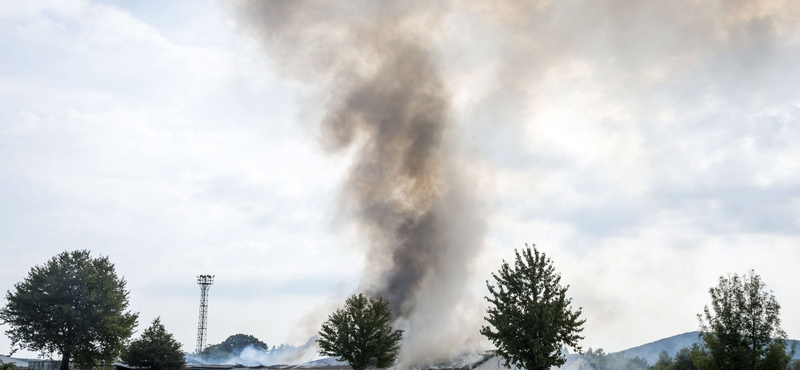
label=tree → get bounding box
[584,348,648,370]
[649,349,698,370]
[0,250,138,370]
[121,317,185,370]
[693,270,795,370]
[203,333,268,356]
[652,350,674,370]
[317,294,403,370]
[0,361,20,370]
[481,244,585,370]
[673,347,698,370]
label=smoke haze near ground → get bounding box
[185,340,319,366]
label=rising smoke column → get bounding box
[229,0,486,365]
[227,0,800,362]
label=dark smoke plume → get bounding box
[226,0,800,363]
[229,0,486,365]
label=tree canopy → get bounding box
[0,250,138,370]
[692,270,795,370]
[0,361,20,370]
[481,244,585,370]
[121,317,185,370]
[648,348,699,370]
[653,350,674,370]
[202,334,269,360]
[317,294,403,370]
[583,348,648,370]
[673,348,700,370]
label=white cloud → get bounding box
[0,0,361,356]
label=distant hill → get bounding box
[616,332,702,365]
[616,331,800,365]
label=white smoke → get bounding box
[185,339,320,366]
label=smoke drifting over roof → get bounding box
[229,0,485,365]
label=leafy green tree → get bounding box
[690,343,712,370]
[649,349,698,370]
[0,250,138,370]
[651,350,674,370]
[121,317,185,370]
[481,244,585,370]
[673,347,698,370]
[0,361,20,370]
[585,348,648,370]
[202,333,268,359]
[317,294,403,370]
[693,270,795,370]
[632,357,650,369]
[761,339,794,370]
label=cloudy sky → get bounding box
[2,0,800,362]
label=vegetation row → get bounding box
[0,247,796,370]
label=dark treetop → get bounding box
[0,250,138,370]
[202,334,269,360]
[481,244,585,370]
[317,294,403,370]
[693,270,795,370]
[122,317,185,370]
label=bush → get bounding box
[121,317,185,370]
[0,361,20,370]
[317,294,403,370]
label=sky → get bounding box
[2,0,800,363]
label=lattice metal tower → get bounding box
[196,275,214,356]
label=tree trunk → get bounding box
[60,350,70,370]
